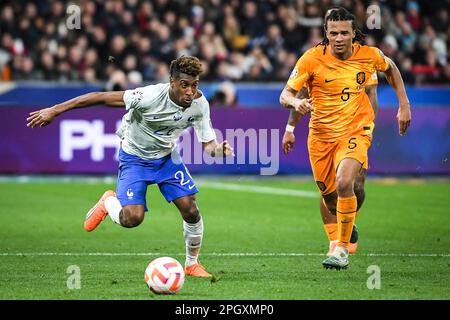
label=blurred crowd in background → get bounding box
[0,0,449,93]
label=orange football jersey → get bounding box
[287,43,389,141]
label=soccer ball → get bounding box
[144,257,185,294]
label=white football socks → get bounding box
[104,196,122,225]
[183,217,204,267]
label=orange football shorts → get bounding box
[308,133,372,195]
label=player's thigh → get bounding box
[334,135,371,193]
[335,135,371,173]
[308,137,337,195]
[157,156,199,203]
[116,163,149,211]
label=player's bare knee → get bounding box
[122,213,144,228]
[121,207,145,228]
[182,205,200,224]
[335,176,354,197]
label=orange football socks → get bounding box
[337,195,357,248]
[323,223,338,241]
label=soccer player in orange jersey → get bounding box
[282,77,377,256]
[279,7,411,269]
[281,8,380,257]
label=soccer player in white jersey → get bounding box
[27,56,234,277]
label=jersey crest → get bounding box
[356,72,366,85]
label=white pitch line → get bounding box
[197,182,318,198]
[0,252,448,257]
[0,176,318,198]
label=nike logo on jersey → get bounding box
[325,79,336,83]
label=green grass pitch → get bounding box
[0,177,448,300]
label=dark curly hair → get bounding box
[169,56,203,79]
[317,7,366,54]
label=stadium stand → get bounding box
[0,0,448,86]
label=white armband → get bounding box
[285,124,295,133]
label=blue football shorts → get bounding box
[116,148,199,211]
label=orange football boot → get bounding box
[348,242,358,254]
[185,263,212,277]
[84,190,116,232]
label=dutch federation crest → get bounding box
[356,72,366,85]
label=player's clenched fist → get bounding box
[214,140,235,157]
[294,98,313,115]
[397,103,411,136]
[282,131,295,155]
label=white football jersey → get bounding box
[117,83,216,159]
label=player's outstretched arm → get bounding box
[26,91,125,128]
[203,140,235,158]
[383,58,411,136]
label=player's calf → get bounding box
[322,192,337,215]
[354,169,366,211]
[354,185,365,211]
